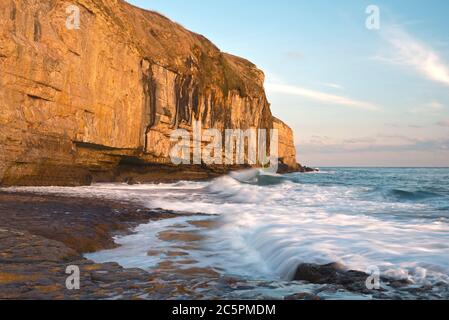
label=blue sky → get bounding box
[128,0,449,167]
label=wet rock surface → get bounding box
[0,191,308,300]
[293,263,374,294]
[292,262,449,299]
[0,191,176,299]
[298,166,320,173]
[284,292,321,301]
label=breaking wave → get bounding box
[5,168,449,298]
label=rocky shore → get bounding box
[0,190,305,300]
[2,190,447,300]
[0,191,178,299]
[0,190,315,300]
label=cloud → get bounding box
[382,27,449,86]
[317,82,345,90]
[385,123,422,129]
[411,101,445,114]
[299,134,449,154]
[265,82,380,111]
[437,119,449,127]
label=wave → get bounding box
[6,168,449,297]
[230,169,288,186]
[386,189,442,201]
[203,169,289,203]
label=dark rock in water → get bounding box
[294,262,347,283]
[277,162,294,174]
[293,263,373,294]
[293,262,414,295]
[299,166,319,173]
[125,177,139,185]
[276,160,301,174]
[278,162,318,174]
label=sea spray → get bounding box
[5,168,449,298]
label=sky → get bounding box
[128,0,449,167]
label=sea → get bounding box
[8,168,449,299]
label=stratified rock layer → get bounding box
[0,0,298,186]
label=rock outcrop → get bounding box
[273,117,299,172]
[293,262,412,295]
[0,0,299,186]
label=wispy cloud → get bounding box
[299,134,449,153]
[384,123,423,129]
[317,82,345,90]
[265,82,380,111]
[411,101,445,114]
[381,26,449,86]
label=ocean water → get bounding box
[7,168,449,299]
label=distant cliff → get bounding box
[0,0,299,186]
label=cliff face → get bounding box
[0,0,298,186]
[273,118,299,171]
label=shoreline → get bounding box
[0,163,304,188]
[0,191,181,299]
[0,189,307,300]
[0,190,319,300]
[1,180,447,300]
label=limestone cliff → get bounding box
[0,0,298,186]
[273,117,299,172]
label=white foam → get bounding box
[5,173,449,287]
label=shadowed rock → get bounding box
[293,262,412,294]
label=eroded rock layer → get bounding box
[0,0,298,186]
